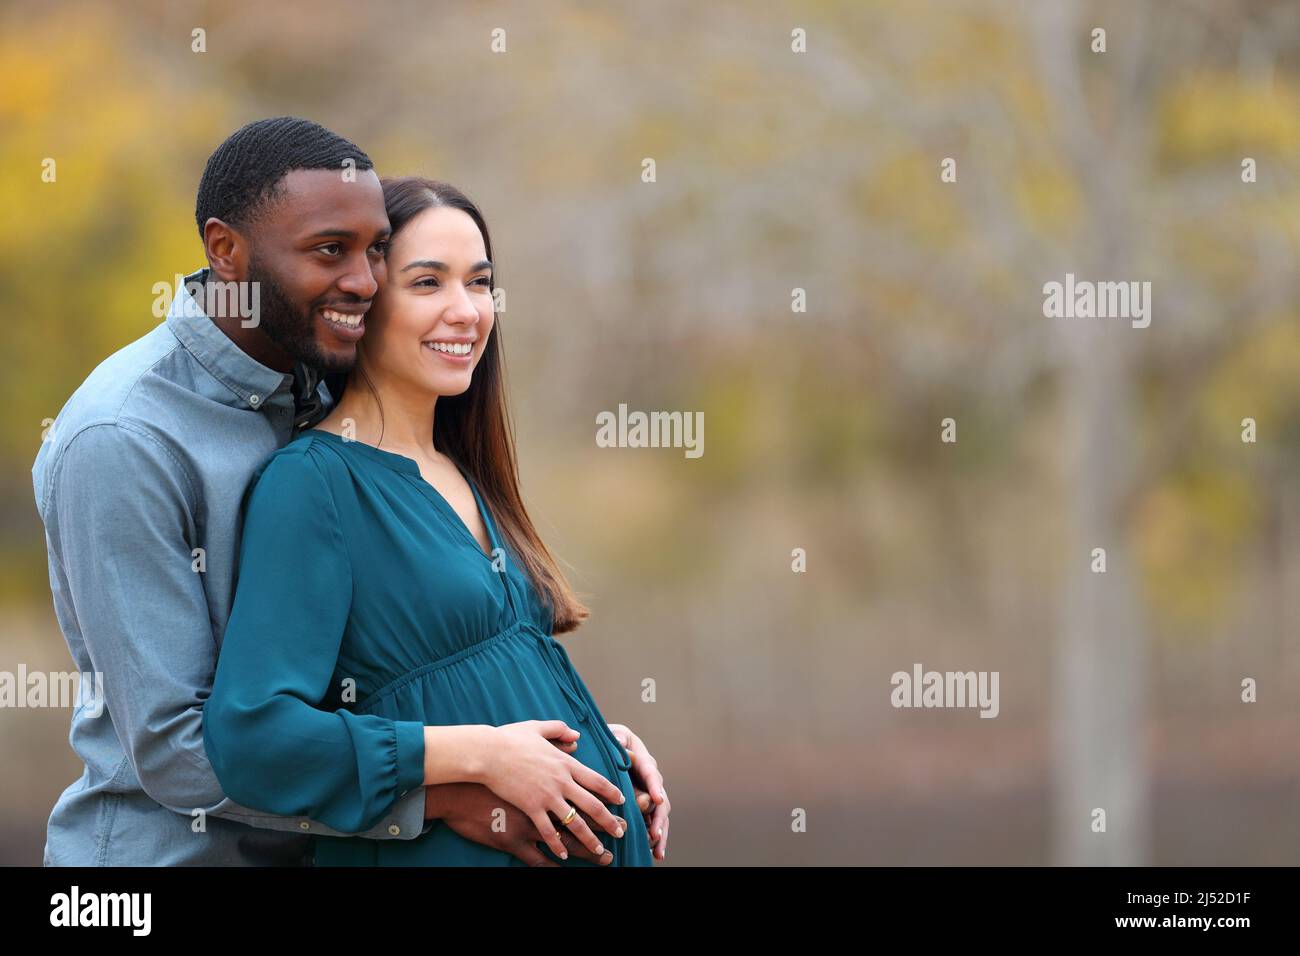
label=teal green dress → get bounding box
[204,428,651,866]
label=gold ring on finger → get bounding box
[559,805,577,826]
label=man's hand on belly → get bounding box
[424,782,614,866]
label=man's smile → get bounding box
[317,305,368,341]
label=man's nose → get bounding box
[337,254,380,300]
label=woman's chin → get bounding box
[424,371,474,398]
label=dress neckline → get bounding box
[303,427,501,562]
[303,426,422,475]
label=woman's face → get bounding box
[362,206,495,397]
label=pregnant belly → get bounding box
[313,724,641,867]
[334,621,643,866]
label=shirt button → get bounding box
[298,820,310,830]
[249,394,261,407]
[388,824,401,836]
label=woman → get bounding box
[204,177,655,866]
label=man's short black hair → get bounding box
[194,116,374,239]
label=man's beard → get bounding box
[246,257,357,375]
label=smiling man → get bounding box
[33,117,667,866]
[33,117,415,866]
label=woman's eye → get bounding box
[411,277,491,289]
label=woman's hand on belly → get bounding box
[607,722,672,861]
[476,719,630,861]
[426,783,614,866]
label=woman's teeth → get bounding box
[322,309,364,328]
[425,341,472,355]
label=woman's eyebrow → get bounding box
[400,259,493,273]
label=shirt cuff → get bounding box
[394,720,427,796]
[388,786,430,839]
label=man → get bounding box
[34,116,668,865]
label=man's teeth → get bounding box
[425,342,472,355]
[322,309,364,328]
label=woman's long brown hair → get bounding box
[324,176,590,634]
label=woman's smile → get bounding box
[423,336,476,365]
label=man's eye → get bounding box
[474,277,492,287]
[318,243,342,256]
[370,241,389,256]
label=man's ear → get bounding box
[202,217,248,282]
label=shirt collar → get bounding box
[164,267,293,410]
[291,360,328,431]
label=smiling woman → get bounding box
[203,175,658,867]
[344,197,497,407]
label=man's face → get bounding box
[242,168,390,373]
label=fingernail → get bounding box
[560,850,568,860]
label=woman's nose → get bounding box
[444,283,480,323]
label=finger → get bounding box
[567,758,625,807]
[528,809,569,860]
[535,720,580,743]
[636,757,665,805]
[649,793,670,850]
[566,816,616,868]
[649,807,667,850]
[558,827,612,865]
[511,842,560,867]
[655,816,669,860]
[613,734,636,766]
[615,729,640,766]
[565,780,627,840]
[626,766,658,813]
[553,800,607,857]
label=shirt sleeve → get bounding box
[203,442,428,835]
[44,421,429,841]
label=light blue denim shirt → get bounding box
[32,268,429,865]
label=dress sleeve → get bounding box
[203,444,427,834]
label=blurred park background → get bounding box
[2,0,1299,865]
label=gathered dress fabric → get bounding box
[204,428,652,866]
